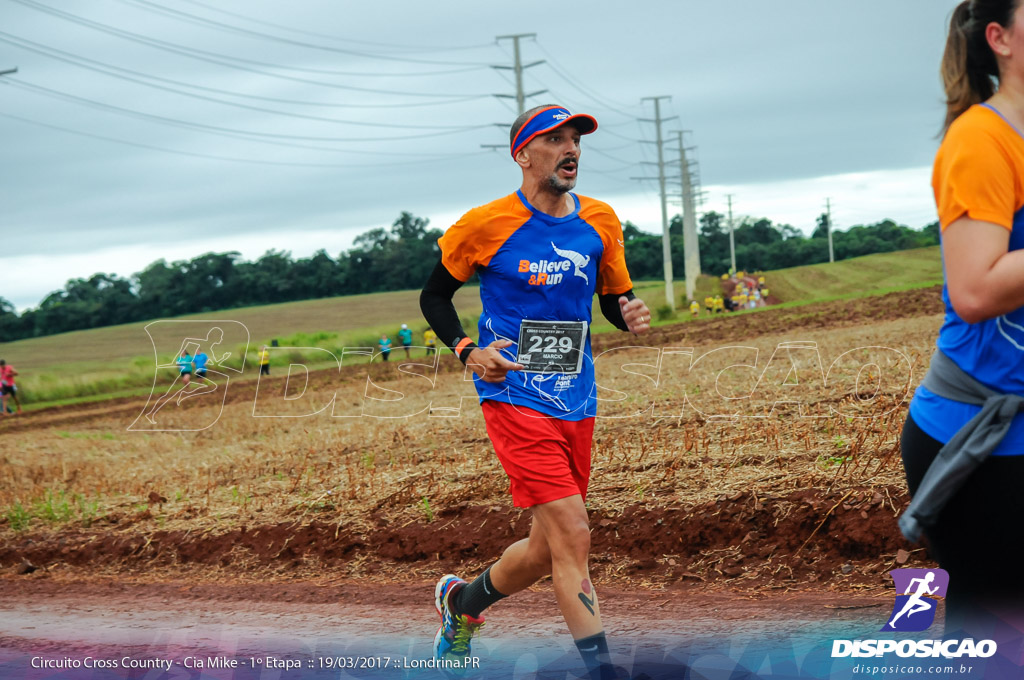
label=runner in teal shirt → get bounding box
[398,324,413,358]
[176,351,193,386]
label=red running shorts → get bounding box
[481,400,596,508]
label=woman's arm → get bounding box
[943,217,1024,322]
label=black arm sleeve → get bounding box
[419,259,477,362]
[598,289,636,332]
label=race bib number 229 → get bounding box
[515,320,587,374]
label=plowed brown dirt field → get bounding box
[0,287,955,679]
[1,287,944,588]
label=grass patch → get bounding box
[6,247,941,408]
[5,501,31,532]
[4,490,107,531]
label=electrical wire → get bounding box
[9,0,487,97]
[534,40,640,118]
[178,0,495,53]
[2,79,495,143]
[0,32,490,111]
[586,144,640,167]
[3,82,489,158]
[0,110,490,168]
[114,0,494,67]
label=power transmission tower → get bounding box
[493,34,546,115]
[825,197,835,263]
[726,194,737,274]
[672,130,701,302]
[633,96,678,310]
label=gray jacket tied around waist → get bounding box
[899,349,1024,542]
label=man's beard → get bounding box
[545,159,578,194]
[545,174,576,194]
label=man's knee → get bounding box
[549,518,591,562]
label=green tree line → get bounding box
[623,212,939,281]
[0,211,939,342]
[0,212,442,342]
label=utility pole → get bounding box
[825,197,835,263]
[636,96,677,310]
[493,34,545,115]
[673,130,701,303]
[726,194,737,274]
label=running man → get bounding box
[177,342,222,405]
[0,360,21,415]
[888,572,940,628]
[689,299,700,317]
[193,349,210,382]
[144,349,195,423]
[398,323,413,358]
[378,333,392,362]
[420,104,650,679]
[258,345,270,375]
[423,326,438,356]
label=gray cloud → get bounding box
[1,0,958,308]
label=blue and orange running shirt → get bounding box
[910,103,1024,455]
[439,190,633,420]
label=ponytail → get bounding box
[937,1,987,131]
[940,0,1023,132]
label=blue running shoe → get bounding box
[433,574,484,676]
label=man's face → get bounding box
[523,124,582,194]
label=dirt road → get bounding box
[8,286,1013,678]
[1,577,900,679]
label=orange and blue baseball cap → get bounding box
[510,106,598,159]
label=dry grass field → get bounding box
[0,285,945,595]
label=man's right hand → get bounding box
[466,339,523,383]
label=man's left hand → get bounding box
[619,296,651,335]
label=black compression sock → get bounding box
[452,565,507,619]
[574,632,615,680]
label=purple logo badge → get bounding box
[881,568,949,632]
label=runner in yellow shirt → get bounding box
[423,327,438,356]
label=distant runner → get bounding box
[0,360,21,415]
[193,349,210,381]
[398,323,413,359]
[258,346,270,375]
[423,327,438,356]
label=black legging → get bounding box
[901,414,1024,631]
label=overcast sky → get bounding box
[1,0,960,311]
